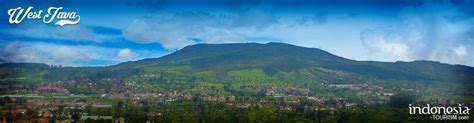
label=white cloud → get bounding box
[360,1,474,66]
[203,31,245,44]
[122,7,279,49]
[51,46,91,64]
[361,29,412,61]
[453,45,468,57]
[122,15,197,49]
[1,42,86,66]
[116,48,138,60]
[0,41,167,66]
[0,41,117,66]
[427,45,471,65]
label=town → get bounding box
[1,76,464,122]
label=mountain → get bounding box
[1,42,474,85]
[115,42,474,83]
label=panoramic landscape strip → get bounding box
[1,0,473,122]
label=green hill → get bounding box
[1,42,473,85]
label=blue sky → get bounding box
[0,0,473,67]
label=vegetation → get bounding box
[1,42,473,122]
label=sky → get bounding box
[0,0,473,67]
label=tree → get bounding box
[389,92,415,108]
[3,96,12,114]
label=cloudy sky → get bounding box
[0,0,473,67]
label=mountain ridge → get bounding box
[118,42,473,68]
[1,42,473,84]
[124,42,473,82]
